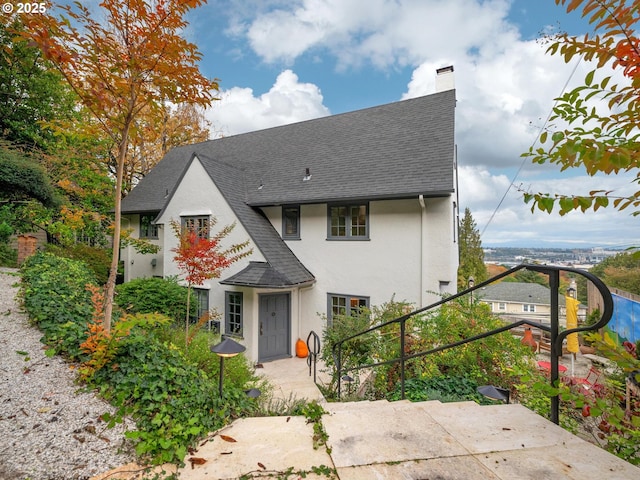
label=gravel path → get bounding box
[0,268,137,480]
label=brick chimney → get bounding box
[436,65,455,92]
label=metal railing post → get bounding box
[400,319,406,400]
[549,269,560,425]
[337,345,342,400]
[306,331,321,384]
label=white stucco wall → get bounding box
[122,157,458,362]
[262,196,458,338]
[120,214,163,282]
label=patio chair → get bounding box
[574,366,604,396]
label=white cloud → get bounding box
[244,0,516,67]
[460,165,639,247]
[206,70,330,136]
[205,0,639,247]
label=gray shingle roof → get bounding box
[120,90,456,288]
[220,261,293,288]
[477,282,567,306]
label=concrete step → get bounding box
[165,399,638,480]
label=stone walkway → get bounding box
[172,398,638,479]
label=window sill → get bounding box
[326,237,370,241]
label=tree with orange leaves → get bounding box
[523,0,640,216]
[24,0,218,332]
[170,218,252,347]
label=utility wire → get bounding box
[480,57,582,238]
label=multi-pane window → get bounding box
[498,302,506,311]
[328,294,369,323]
[328,204,368,239]
[225,291,243,336]
[282,205,300,239]
[523,304,536,312]
[181,215,209,239]
[139,214,158,239]
[192,288,209,322]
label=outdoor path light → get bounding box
[477,385,510,404]
[211,337,246,397]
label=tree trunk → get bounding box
[185,283,192,349]
[103,122,131,333]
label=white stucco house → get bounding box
[119,67,459,363]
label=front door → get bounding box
[258,293,290,362]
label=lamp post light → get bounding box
[342,374,354,396]
[468,276,475,304]
[210,337,246,397]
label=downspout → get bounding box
[418,195,426,308]
[297,282,315,341]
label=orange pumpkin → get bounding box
[296,338,309,358]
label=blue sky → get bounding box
[67,1,640,249]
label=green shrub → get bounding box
[388,376,483,403]
[404,299,533,388]
[20,252,97,359]
[93,333,255,464]
[0,243,17,267]
[156,326,257,391]
[115,276,195,322]
[0,221,12,243]
[45,243,111,285]
[20,252,260,465]
[21,252,96,326]
[323,297,534,401]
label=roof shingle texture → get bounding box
[478,282,567,306]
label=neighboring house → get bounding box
[119,67,459,363]
[477,282,587,327]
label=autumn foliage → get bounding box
[23,0,218,333]
[80,284,169,380]
[524,0,640,216]
[170,218,252,345]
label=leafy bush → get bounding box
[388,376,483,403]
[20,253,260,465]
[322,297,533,401]
[115,276,195,322]
[0,243,17,267]
[155,327,256,389]
[402,299,533,389]
[45,243,111,285]
[321,299,413,388]
[20,252,96,358]
[0,221,12,243]
[93,333,255,464]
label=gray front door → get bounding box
[258,293,290,362]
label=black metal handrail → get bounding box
[332,264,614,424]
[306,330,321,384]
